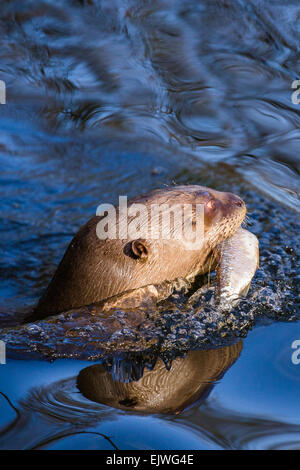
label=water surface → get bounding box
[0,0,299,450]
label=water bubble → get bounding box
[26,325,43,336]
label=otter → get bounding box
[77,341,243,414]
[30,185,246,321]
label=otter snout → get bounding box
[225,192,246,220]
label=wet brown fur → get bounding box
[30,185,246,320]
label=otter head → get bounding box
[122,185,246,253]
[32,185,246,320]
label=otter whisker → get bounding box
[207,249,217,287]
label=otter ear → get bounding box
[124,239,149,260]
[131,239,148,260]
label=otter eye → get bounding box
[206,199,216,210]
[195,190,210,198]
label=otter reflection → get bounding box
[77,342,242,414]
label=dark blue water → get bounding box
[0,0,299,450]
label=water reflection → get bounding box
[0,344,242,449]
[178,400,300,450]
[77,342,243,414]
[1,340,299,450]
